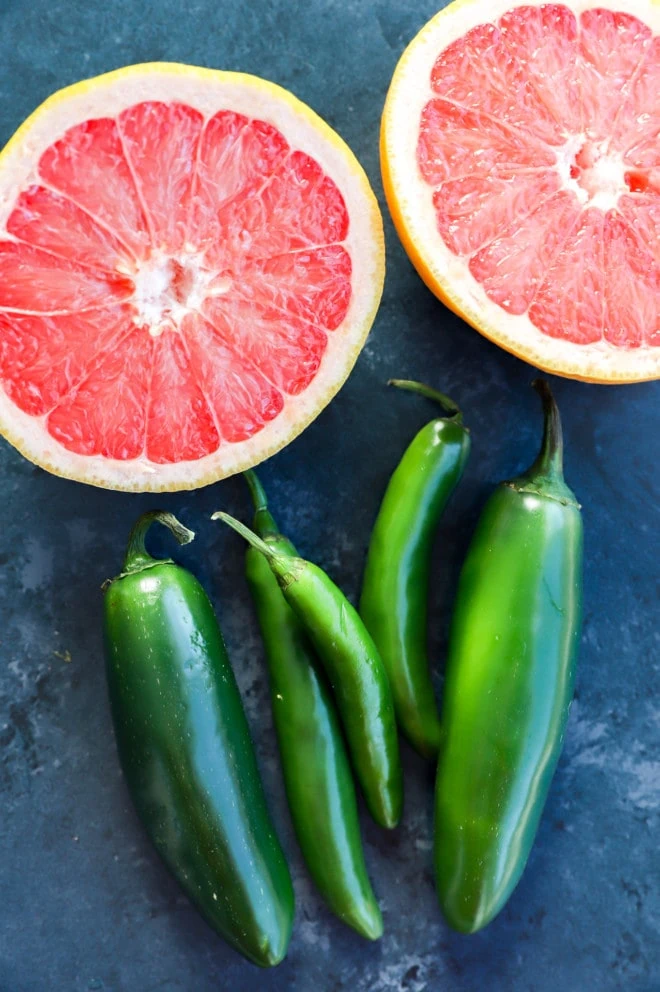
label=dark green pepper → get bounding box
[103,511,294,967]
[434,380,583,933]
[214,511,403,830]
[360,380,471,758]
[242,471,383,939]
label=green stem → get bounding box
[243,469,268,512]
[243,470,279,539]
[213,512,302,588]
[212,512,279,560]
[388,379,462,422]
[122,511,194,573]
[530,379,564,479]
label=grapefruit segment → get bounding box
[204,296,327,396]
[182,312,284,444]
[430,21,564,145]
[433,169,561,256]
[198,144,347,269]
[497,5,581,135]
[603,212,659,348]
[577,9,650,140]
[418,99,554,187]
[237,246,352,330]
[619,194,660,263]
[0,64,383,489]
[615,37,660,161]
[257,151,349,250]
[118,102,204,253]
[528,208,604,344]
[0,307,132,416]
[188,110,249,251]
[469,191,580,316]
[381,0,660,381]
[192,117,289,260]
[146,330,219,463]
[46,323,153,459]
[0,241,133,312]
[7,185,131,272]
[38,118,150,260]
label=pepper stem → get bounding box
[211,511,279,560]
[388,379,462,422]
[122,511,194,574]
[242,470,280,538]
[243,469,268,512]
[530,379,564,479]
[506,379,577,505]
[213,511,302,588]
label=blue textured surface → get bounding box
[0,1,659,990]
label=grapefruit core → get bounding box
[0,64,384,490]
[381,0,660,383]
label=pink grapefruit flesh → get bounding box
[0,65,384,489]
[381,0,660,382]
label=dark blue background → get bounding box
[0,1,658,989]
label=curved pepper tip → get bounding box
[348,899,384,941]
[373,788,403,830]
[251,940,289,968]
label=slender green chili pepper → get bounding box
[241,470,383,939]
[213,510,403,830]
[434,380,583,934]
[360,380,471,758]
[103,511,294,967]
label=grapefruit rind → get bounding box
[0,63,384,490]
[381,0,660,383]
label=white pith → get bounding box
[382,0,660,382]
[130,250,232,336]
[0,64,385,490]
[554,136,631,209]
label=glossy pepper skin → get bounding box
[215,511,403,830]
[434,381,582,934]
[360,380,471,758]
[103,512,294,967]
[242,471,383,939]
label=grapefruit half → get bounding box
[382,0,660,382]
[0,63,384,490]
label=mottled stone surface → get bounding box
[0,1,659,989]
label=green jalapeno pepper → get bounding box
[241,471,383,939]
[103,511,294,967]
[360,380,471,758]
[434,380,583,933]
[214,511,403,830]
